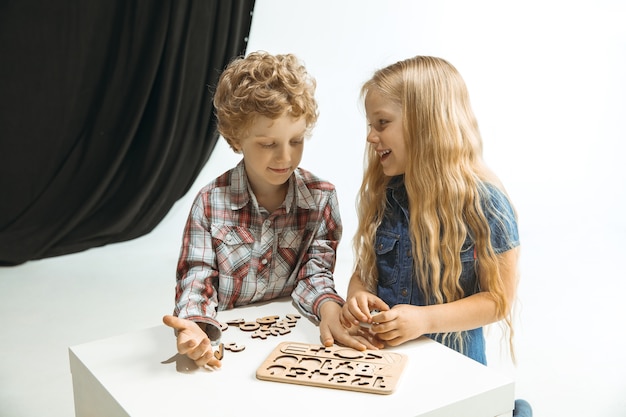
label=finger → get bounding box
[319,324,334,347]
[360,329,386,349]
[354,299,371,322]
[370,298,390,312]
[356,336,382,350]
[177,337,198,355]
[205,355,222,368]
[194,341,222,368]
[341,308,359,327]
[163,315,191,332]
[339,313,353,328]
[336,335,367,351]
[188,338,211,361]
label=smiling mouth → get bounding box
[270,167,291,174]
[378,149,391,160]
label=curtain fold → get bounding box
[0,0,256,265]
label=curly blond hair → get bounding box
[213,51,318,152]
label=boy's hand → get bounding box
[162,315,222,368]
[318,301,384,351]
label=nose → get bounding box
[366,126,379,144]
[275,144,290,163]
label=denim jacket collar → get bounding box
[387,175,408,210]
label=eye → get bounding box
[290,137,304,146]
[369,120,388,131]
[260,142,275,149]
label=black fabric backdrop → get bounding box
[0,0,255,265]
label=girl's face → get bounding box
[364,89,407,176]
[236,113,306,197]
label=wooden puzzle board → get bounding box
[256,341,407,395]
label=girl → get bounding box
[341,55,531,415]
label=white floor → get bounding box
[2,1,625,416]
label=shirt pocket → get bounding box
[273,230,304,278]
[211,224,255,278]
[375,231,400,286]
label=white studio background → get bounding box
[200,0,624,415]
[1,2,624,416]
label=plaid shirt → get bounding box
[174,160,344,339]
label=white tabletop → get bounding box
[69,298,514,417]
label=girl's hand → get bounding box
[369,304,426,346]
[341,291,389,328]
[319,301,385,351]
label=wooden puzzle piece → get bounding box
[359,309,381,329]
[216,313,303,360]
[256,342,407,394]
[224,342,245,352]
[214,343,224,360]
[256,315,280,325]
[251,330,269,339]
[226,318,245,326]
[268,327,290,336]
[239,322,261,331]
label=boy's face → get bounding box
[236,113,306,197]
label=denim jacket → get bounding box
[375,176,520,364]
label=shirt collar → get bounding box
[230,160,317,212]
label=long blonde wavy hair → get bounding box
[354,56,517,356]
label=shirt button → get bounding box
[261,259,268,265]
[401,288,408,297]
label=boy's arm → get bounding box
[291,188,344,319]
[173,194,222,341]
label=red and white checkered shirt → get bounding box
[174,160,344,337]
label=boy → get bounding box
[163,51,370,367]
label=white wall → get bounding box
[2,2,622,416]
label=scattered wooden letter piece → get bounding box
[239,321,261,331]
[224,342,245,352]
[226,318,245,326]
[269,327,290,336]
[256,315,280,325]
[214,343,224,360]
[251,330,270,339]
[274,320,295,329]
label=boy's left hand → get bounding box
[318,301,384,351]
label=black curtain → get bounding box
[0,0,255,265]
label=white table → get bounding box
[69,298,514,417]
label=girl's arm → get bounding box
[372,247,519,345]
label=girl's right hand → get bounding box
[341,291,389,328]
